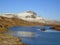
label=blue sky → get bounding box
[0,0,60,20]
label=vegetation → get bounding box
[0,34,26,45]
[0,16,60,32]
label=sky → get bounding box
[0,0,60,20]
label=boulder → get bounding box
[49,26,55,29]
[40,28,46,31]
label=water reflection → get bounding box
[7,26,60,45]
[16,31,36,37]
[6,31,37,37]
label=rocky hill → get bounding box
[0,11,60,31]
[0,11,55,24]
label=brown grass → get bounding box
[0,16,60,31]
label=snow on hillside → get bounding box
[0,13,15,18]
[0,11,55,24]
[17,11,36,18]
[17,11,47,23]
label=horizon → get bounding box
[0,0,60,20]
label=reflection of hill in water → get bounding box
[6,31,36,37]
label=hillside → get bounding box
[0,16,60,31]
[0,11,54,24]
[0,16,42,27]
[0,11,60,31]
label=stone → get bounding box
[40,28,46,31]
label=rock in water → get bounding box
[49,26,55,29]
[0,34,26,45]
[40,28,46,31]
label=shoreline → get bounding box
[0,33,27,45]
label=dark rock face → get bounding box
[25,15,36,18]
[31,15,36,18]
[25,11,36,18]
[26,11,37,15]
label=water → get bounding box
[8,26,60,45]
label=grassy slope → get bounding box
[0,16,60,31]
[0,33,26,45]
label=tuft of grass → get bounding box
[0,27,8,32]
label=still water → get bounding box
[8,26,60,45]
